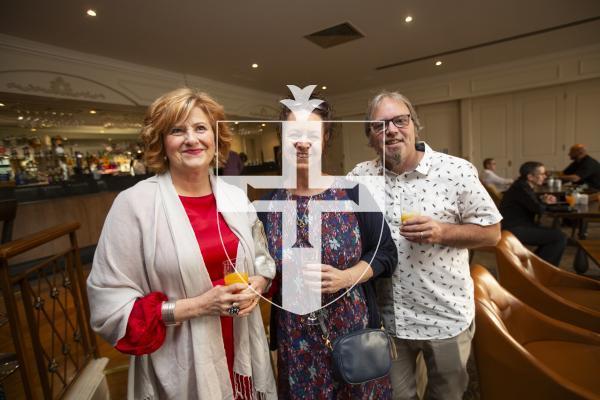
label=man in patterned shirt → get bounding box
[348,91,501,400]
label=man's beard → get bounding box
[384,149,402,171]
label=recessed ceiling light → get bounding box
[0,102,5,107]
[234,122,239,125]
[405,16,413,23]
[251,63,259,69]
[89,110,97,114]
[86,9,97,17]
[100,130,105,133]
[435,60,443,66]
[17,116,23,120]
[31,128,37,132]
[261,123,266,127]
[321,86,327,90]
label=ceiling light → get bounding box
[100,130,105,133]
[86,9,97,17]
[405,16,413,23]
[261,123,266,127]
[89,110,97,114]
[251,63,259,69]
[0,102,4,107]
[31,128,37,132]
[17,116,23,120]
[321,86,327,90]
[435,60,443,66]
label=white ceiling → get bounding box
[1,0,600,96]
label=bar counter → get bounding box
[2,166,281,264]
[2,175,149,264]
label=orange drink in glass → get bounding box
[401,211,420,224]
[223,258,249,285]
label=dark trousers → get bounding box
[507,225,567,266]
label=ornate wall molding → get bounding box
[0,34,278,115]
[6,76,106,100]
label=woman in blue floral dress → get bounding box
[260,90,397,399]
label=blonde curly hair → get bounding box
[141,87,232,174]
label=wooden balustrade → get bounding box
[0,222,101,399]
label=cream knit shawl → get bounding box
[87,172,277,399]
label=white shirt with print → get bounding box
[348,143,502,340]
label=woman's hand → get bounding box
[304,264,352,294]
[237,275,270,317]
[188,283,255,317]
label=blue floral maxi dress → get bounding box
[261,188,392,400]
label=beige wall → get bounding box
[468,77,600,178]
[416,101,461,157]
[339,79,600,177]
[339,118,376,173]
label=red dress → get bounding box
[115,193,239,382]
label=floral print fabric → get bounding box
[262,187,392,399]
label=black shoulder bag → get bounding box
[317,289,396,385]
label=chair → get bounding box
[482,183,502,207]
[495,230,600,332]
[0,199,17,244]
[471,264,600,400]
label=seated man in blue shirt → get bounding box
[500,161,567,266]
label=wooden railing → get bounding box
[0,222,99,399]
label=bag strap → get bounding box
[317,313,333,350]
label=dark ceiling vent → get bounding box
[305,22,364,49]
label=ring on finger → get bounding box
[227,303,240,316]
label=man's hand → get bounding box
[541,194,557,204]
[400,215,445,244]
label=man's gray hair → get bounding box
[364,91,423,137]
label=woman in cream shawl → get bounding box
[87,88,277,399]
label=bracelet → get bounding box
[161,301,179,326]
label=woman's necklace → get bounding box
[287,190,315,230]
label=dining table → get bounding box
[543,200,600,274]
[545,201,600,240]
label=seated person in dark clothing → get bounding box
[561,144,600,190]
[500,161,567,266]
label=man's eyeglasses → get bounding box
[369,114,411,134]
